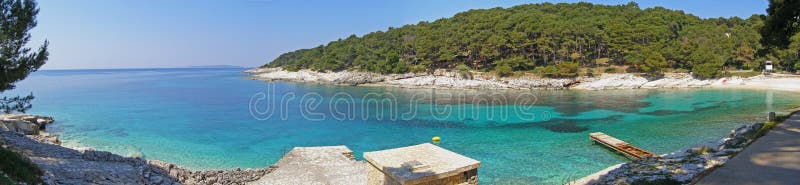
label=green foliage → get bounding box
[692,62,723,78]
[755,121,777,138]
[555,62,579,77]
[0,0,48,113]
[534,62,579,77]
[408,65,427,73]
[794,62,800,71]
[642,51,668,75]
[690,45,725,78]
[455,64,472,79]
[0,147,43,184]
[532,66,557,76]
[495,63,513,77]
[265,2,768,76]
[762,0,800,48]
[603,67,617,73]
[723,71,762,78]
[0,173,13,185]
[366,52,408,74]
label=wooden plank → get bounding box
[590,132,656,159]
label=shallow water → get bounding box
[6,68,799,184]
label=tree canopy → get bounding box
[762,0,800,49]
[0,0,48,113]
[264,2,795,78]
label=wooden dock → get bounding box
[589,132,656,159]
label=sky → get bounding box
[29,0,770,70]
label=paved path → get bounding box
[248,146,366,185]
[698,113,800,185]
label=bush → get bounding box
[692,62,722,78]
[495,63,513,77]
[604,67,617,73]
[456,64,472,79]
[284,65,300,72]
[555,62,579,77]
[642,51,667,76]
[0,147,43,184]
[408,65,427,73]
[532,66,557,76]
[723,71,761,78]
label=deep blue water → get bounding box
[6,68,799,184]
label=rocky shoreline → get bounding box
[0,114,274,185]
[572,122,772,185]
[245,67,752,90]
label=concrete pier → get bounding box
[364,143,481,185]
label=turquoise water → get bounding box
[6,68,800,184]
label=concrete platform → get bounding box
[248,146,366,185]
[364,143,480,185]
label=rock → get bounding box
[0,113,275,185]
[149,175,164,184]
[713,148,742,157]
[592,122,766,185]
[0,114,54,135]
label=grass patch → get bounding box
[0,146,43,184]
[754,121,777,138]
[723,71,761,78]
[755,113,792,138]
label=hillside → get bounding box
[263,2,768,78]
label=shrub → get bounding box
[531,62,579,78]
[755,121,777,138]
[456,64,472,79]
[642,51,667,76]
[723,71,761,78]
[407,65,425,73]
[532,66,557,76]
[555,62,579,77]
[594,58,611,66]
[604,67,617,73]
[495,63,513,77]
[284,65,300,72]
[0,147,43,184]
[692,62,722,78]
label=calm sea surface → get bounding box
[7,68,800,184]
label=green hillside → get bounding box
[264,2,795,78]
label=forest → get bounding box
[263,2,800,78]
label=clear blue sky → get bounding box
[30,0,769,69]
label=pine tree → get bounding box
[0,0,48,113]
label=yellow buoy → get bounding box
[432,136,441,142]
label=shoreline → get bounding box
[567,110,799,185]
[0,115,274,184]
[245,67,800,92]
